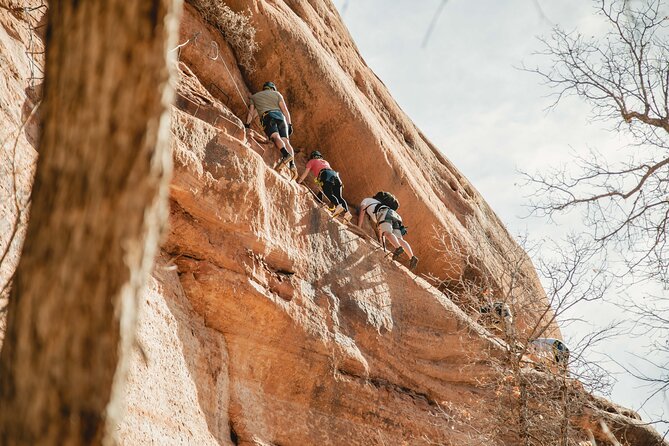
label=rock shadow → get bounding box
[21,83,42,150]
[153,256,233,445]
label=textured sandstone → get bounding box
[0,2,665,446]
[0,2,42,344]
[220,0,558,339]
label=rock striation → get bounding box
[0,1,665,445]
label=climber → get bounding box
[479,302,513,325]
[297,150,351,220]
[245,81,297,179]
[530,338,570,367]
[357,192,418,271]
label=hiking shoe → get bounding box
[289,165,298,180]
[274,154,294,171]
[392,246,405,260]
[332,204,345,218]
[409,256,419,271]
[342,211,352,222]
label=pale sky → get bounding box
[335,0,667,432]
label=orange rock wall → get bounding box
[221,0,557,338]
[5,3,661,446]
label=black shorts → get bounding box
[262,111,288,138]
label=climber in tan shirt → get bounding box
[245,81,297,179]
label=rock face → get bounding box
[219,0,559,340]
[0,2,666,445]
[0,1,43,344]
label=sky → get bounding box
[334,0,668,432]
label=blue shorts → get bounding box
[261,110,288,138]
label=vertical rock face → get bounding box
[221,0,557,339]
[0,2,43,345]
[0,2,665,445]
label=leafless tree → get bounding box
[614,291,669,408]
[427,222,636,445]
[525,0,669,283]
[523,0,669,434]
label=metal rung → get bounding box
[25,3,47,11]
[26,61,44,74]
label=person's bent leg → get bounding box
[392,229,417,269]
[397,236,414,258]
[277,121,296,178]
[282,137,295,157]
[332,180,348,212]
[269,130,292,172]
[321,182,340,207]
[271,133,286,151]
[380,225,401,249]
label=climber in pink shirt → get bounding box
[298,151,350,219]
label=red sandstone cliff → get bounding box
[0,1,665,445]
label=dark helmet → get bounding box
[263,81,277,91]
[309,150,323,160]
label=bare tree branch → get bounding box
[523,1,669,437]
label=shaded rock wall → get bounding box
[119,255,231,445]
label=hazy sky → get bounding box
[335,0,667,430]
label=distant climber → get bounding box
[479,302,513,325]
[297,150,351,220]
[530,338,570,367]
[357,192,418,270]
[479,300,514,338]
[245,81,297,179]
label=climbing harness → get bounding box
[362,202,408,236]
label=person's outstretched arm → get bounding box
[279,96,292,126]
[357,204,366,227]
[297,168,310,184]
[245,103,256,127]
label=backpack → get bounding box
[373,191,399,211]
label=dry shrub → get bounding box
[190,0,259,71]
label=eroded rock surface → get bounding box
[0,2,665,445]
[0,1,42,344]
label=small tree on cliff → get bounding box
[524,0,669,418]
[432,224,619,445]
[0,1,181,445]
